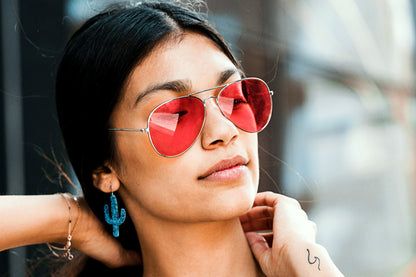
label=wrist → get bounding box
[50,194,80,242]
[70,196,99,248]
[276,239,343,277]
[47,193,81,260]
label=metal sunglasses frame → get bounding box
[108,77,274,158]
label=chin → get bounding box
[211,180,258,220]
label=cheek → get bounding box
[112,133,163,191]
[246,133,259,178]
[113,135,195,211]
[113,131,260,223]
[118,159,203,223]
[113,131,155,168]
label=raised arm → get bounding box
[0,194,140,268]
[0,194,69,251]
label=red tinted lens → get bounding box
[148,97,205,157]
[218,79,271,132]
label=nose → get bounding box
[200,97,239,150]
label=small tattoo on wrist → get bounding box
[307,248,321,271]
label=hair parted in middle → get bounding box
[55,1,242,274]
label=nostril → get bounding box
[210,139,223,145]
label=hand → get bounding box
[70,197,141,268]
[240,192,342,277]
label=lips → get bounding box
[198,155,249,180]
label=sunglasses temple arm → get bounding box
[108,128,148,133]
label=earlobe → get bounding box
[92,165,120,193]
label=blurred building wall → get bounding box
[278,0,416,276]
[1,0,65,276]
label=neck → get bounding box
[134,216,263,277]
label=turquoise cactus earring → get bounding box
[104,185,126,237]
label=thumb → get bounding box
[245,232,270,262]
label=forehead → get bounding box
[122,32,237,100]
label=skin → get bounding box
[110,33,258,222]
[0,193,344,276]
[94,32,262,276]
[0,31,343,277]
[92,31,343,276]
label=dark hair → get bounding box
[55,1,241,275]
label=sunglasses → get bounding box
[109,77,273,157]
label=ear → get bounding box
[92,164,120,193]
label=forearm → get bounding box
[0,194,73,251]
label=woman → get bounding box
[1,1,343,276]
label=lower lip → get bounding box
[201,165,248,182]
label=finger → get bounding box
[245,232,270,261]
[239,206,274,224]
[241,217,273,232]
[262,232,274,247]
[240,205,274,232]
[253,191,296,208]
[252,192,278,208]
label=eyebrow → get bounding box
[133,68,240,107]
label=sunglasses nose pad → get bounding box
[205,96,231,121]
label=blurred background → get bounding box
[1,0,416,276]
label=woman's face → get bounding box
[110,33,259,223]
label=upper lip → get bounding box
[198,155,249,179]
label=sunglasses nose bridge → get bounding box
[201,95,221,113]
[202,95,217,104]
[193,87,222,112]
